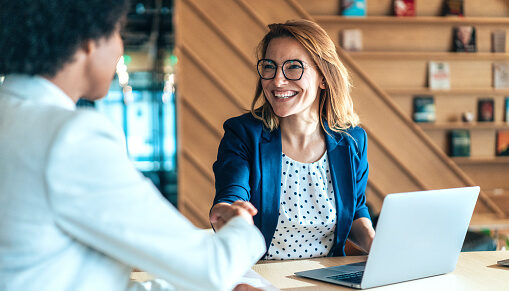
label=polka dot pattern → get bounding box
[266,152,337,260]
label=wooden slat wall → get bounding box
[176,0,505,228]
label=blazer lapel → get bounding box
[260,127,282,248]
[324,126,354,254]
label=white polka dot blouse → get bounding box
[265,152,337,260]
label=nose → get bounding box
[273,66,288,86]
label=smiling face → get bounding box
[261,37,325,120]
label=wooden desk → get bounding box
[253,251,509,290]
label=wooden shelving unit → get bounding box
[419,122,509,130]
[386,88,509,96]
[312,1,509,211]
[350,52,509,61]
[453,156,509,165]
[316,15,509,25]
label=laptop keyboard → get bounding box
[327,271,364,284]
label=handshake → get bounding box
[209,201,258,230]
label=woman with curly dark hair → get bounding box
[0,1,265,290]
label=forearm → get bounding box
[349,217,375,253]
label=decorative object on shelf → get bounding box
[453,26,476,52]
[428,61,450,90]
[491,30,506,53]
[496,130,509,156]
[449,130,470,157]
[462,111,474,123]
[341,0,366,17]
[477,98,495,122]
[394,0,415,17]
[505,97,509,122]
[413,95,436,122]
[493,62,509,89]
[443,0,463,16]
[340,29,363,51]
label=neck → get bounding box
[44,52,88,104]
[280,113,322,148]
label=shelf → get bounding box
[418,122,509,130]
[453,156,509,165]
[315,15,509,25]
[348,52,509,60]
[386,88,509,96]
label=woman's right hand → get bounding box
[209,201,258,230]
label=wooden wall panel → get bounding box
[186,0,267,59]
[180,0,257,104]
[241,0,307,24]
[366,138,422,193]
[353,79,467,188]
[180,54,245,128]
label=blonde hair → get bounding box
[250,19,359,132]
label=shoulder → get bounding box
[223,112,265,138]
[330,126,367,156]
[50,108,125,153]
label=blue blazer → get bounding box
[212,113,371,256]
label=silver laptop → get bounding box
[295,186,480,289]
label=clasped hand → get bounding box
[209,201,258,230]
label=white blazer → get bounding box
[0,75,265,291]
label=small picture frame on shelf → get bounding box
[394,0,415,17]
[492,30,506,53]
[453,26,476,52]
[428,61,450,90]
[449,130,470,157]
[341,0,366,17]
[340,29,363,51]
[477,98,495,122]
[496,130,509,156]
[493,62,509,89]
[413,95,436,123]
[443,0,464,16]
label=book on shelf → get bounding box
[341,0,366,17]
[505,97,509,122]
[340,29,363,51]
[413,95,436,123]
[394,0,415,17]
[428,61,450,90]
[443,0,463,16]
[452,26,476,52]
[492,30,506,53]
[477,98,495,122]
[496,130,509,156]
[449,130,470,157]
[493,62,509,89]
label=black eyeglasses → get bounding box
[257,59,308,81]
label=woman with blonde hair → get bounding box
[210,19,375,259]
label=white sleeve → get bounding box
[45,111,266,291]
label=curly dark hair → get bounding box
[0,0,129,77]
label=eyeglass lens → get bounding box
[257,59,304,80]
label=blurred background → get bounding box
[78,0,178,206]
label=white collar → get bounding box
[1,74,76,110]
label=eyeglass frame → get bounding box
[257,58,316,81]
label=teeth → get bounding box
[274,91,297,98]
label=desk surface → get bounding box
[253,251,509,290]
